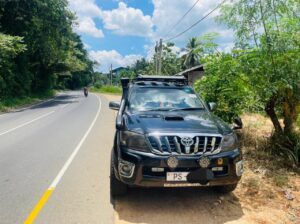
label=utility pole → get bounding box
[154,39,163,75]
[158,38,163,75]
[155,41,159,75]
[110,64,113,85]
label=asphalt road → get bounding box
[0,91,245,224]
[0,91,115,224]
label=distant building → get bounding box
[112,67,129,76]
[175,65,204,85]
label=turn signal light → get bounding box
[217,158,223,165]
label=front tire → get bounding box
[215,184,237,194]
[110,151,127,197]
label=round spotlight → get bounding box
[121,165,131,173]
[167,156,178,169]
[199,156,210,168]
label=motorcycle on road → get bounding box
[84,87,88,97]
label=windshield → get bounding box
[129,87,205,112]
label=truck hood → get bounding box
[124,111,232,135]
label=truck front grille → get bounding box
[147,135,222,155]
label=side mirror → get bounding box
[233,117,243,130]
[109,101,120,110]
[208,102,217,112]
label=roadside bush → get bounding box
[91,85,122,95]
[100,85,122,94]
[94,81,102,89]
[0,90,55,112]
[266,132,300,168]
[194,53,259,123]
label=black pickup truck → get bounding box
[109,75,243,197]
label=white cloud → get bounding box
[74,16,104,38]
[89,50,143,72]
[101,2,153,37]
[83,43,91,49]
[68,0,236,69]
[69,0,104,38]
[68,0,102,17]
[151,0,234,49]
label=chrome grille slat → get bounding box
[148,135,222,155]
[203,137,208,153]
[211,137,216,152]
[194,137,199,153]
[164,136,172,153]
[155,136,163,152]
[173,137,181,153]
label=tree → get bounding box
[0,0,94,97]
[132,43,181,76]
[218,0,300,134]
[195,52,258,122]
[0,33,26,97]
[161,42,182,75]
[132,58,150,76]
[182,37,202,69]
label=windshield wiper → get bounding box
[170,107,204,111]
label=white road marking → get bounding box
[49,94,101,188]
[0,111,55,137]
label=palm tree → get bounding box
[182,37,202,69]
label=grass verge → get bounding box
[0,90,55,112]
[90,85,122,95]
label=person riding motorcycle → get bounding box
[83,87,88,97]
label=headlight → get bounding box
[221,133,238,151]
[120,131,149,152]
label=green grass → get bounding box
[91,85,122,95]
[272,174,289,187]
[0,90,55,112]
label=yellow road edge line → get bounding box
[24,187,55,224]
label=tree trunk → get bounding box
[265,96,283,134]
[283,89,299,134]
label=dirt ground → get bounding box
[102,94,300,224]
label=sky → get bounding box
[68,0,234,72]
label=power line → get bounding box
[164,0,201,37]
[164,0,227,42]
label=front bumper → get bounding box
[117,147,243,187]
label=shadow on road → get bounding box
[115,187,244,224]
[13,94,81,113]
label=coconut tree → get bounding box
[182,37,202,69]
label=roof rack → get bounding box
[121,75,188,89]
[135,75,188,85]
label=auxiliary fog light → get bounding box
[119,159,135,178]
[167,156,179,169]
[199,156,210,168]
[236,160,244,177]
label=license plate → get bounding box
[166,172,189,182]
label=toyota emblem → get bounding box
[180,137,194,147]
